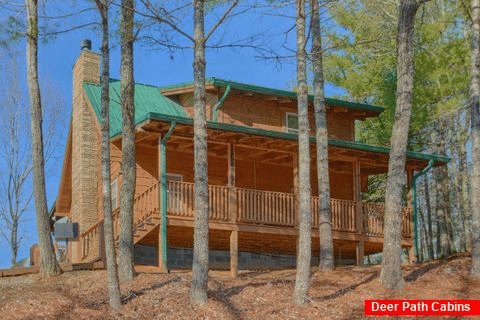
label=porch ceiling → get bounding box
[129,118,447,172]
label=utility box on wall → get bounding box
[54,222,79,241]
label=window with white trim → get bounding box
[286,112,299,133]
[111,179,118,210]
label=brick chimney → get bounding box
[71,40,101,261]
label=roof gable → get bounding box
[84,80,188,137]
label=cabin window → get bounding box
[167,173,183,182]
[111,179,118,210]
[167,173,183,212]
[286,112,299,133]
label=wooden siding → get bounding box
[55,124,73,215]
[219,94,285,131]
[136,145,158,196]
[176,91,357,141]
[178,92,218,120]
[327,110,355,141]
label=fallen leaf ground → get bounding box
[0,253,478,319]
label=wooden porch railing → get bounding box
[79,182,159,262]
[165,181,413,237]
[236,188,296,226]
[80,221,103,262]
[311,197,357,233]
[361,203,413,238]
[133,183,159,225]
[78,180,413,262]
[165,183,412,238]
[362,202,384,237]
[166,181,230,221]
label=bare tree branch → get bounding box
[205,0,240,41]
[132,0,194,42]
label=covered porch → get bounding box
[79,115,446,274]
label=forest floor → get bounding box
[0,253,478,319]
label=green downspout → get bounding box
[212,85,231,122]
[160,121,176,271]
[411,159,434,259]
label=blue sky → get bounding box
[0,1,347,268]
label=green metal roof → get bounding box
[144,112,450,164]
[84,80,187,137]
[159,77,385,114]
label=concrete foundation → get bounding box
[134,244,356,270]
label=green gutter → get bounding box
[141,112,450,164]
[212,85,231,122]
[411,159,434,259]
[159,121,176,271]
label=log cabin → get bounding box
[52,41,449,274]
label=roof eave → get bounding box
[159,78,385,115]
[144,112,450,165]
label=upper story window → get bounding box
[286,112,299,133]
[111,179,118,210]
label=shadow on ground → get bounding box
[209,278,295,320]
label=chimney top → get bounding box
[81,39,92,51]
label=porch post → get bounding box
[157,122,176,273]
[353,161,364,266]
[230,230,238,277]
[157,136,166,272]
[356,241,364,266]
[293,155,299,225]
[353,161,363,235]
[406,169,415,264]
[407,169,413,209]
[98,221,106,264]
[293,155,299,255]
[408,246,416,264]
[228,144,237,222]
[228,144,239,277]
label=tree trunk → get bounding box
[25,0,61,278]
[11,223,18,267]
[452,113,466,253]
[436,202,442,257]
[470,0,480,278]
[434,122,451,257]
[95,0,122,310]
[191,0,209,305]
[311,0,333,273]
[119,0,136,282]
[459,125,472,252]
[293,0,312,305]
[380,0,420,290]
